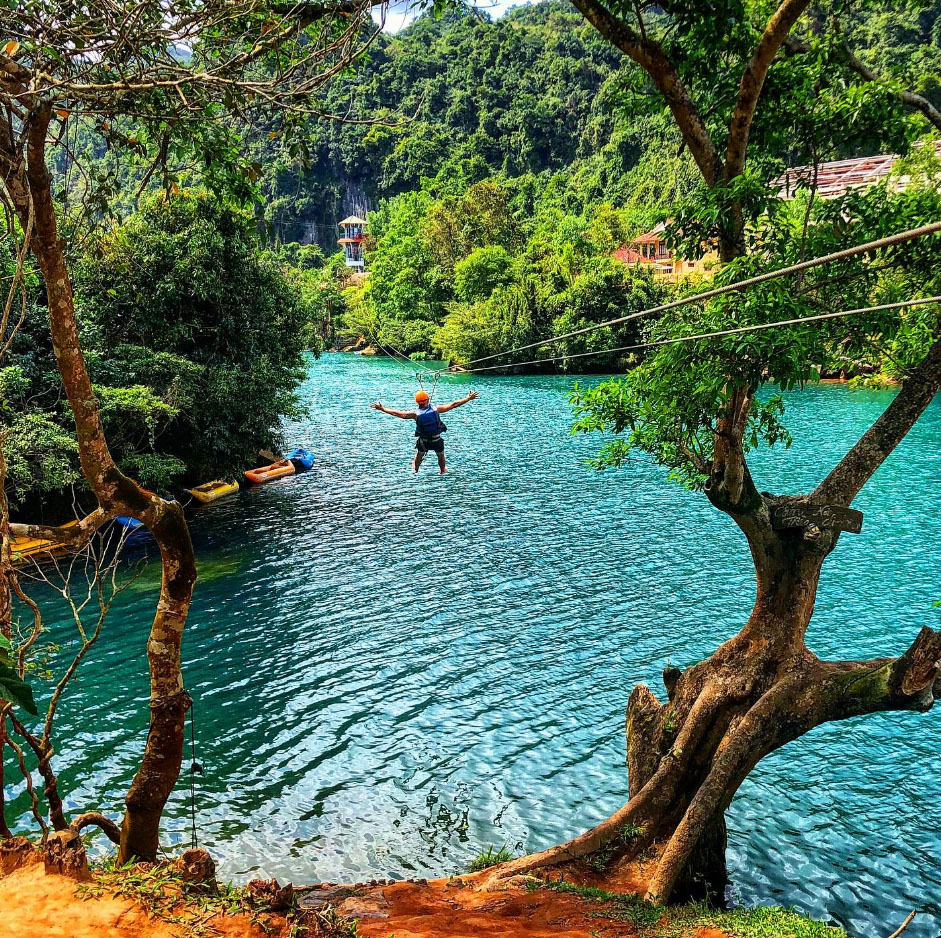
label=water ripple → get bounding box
[9,355,939,938]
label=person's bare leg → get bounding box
[413,450,425,473]
[437,450,447,474]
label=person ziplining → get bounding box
[371,388,479,473]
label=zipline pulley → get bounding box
[415,371,440,401]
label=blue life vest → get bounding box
[415,404,446,438]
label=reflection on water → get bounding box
[8,354,940,938]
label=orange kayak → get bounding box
[244,459,295,484]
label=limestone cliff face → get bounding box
[297,177,371,246]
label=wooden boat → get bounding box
[244,459,295,484]
[187,480,239,504]
[11,520,79,564]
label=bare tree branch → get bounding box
[842,51,941,134]
[783,33,941,134]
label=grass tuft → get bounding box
[688,904,847,938]
[587,822,646,872]
[311,906,361,937]
[527,878,847,938]
[76,858,287,938]
[530,878,662,926]
[467,845,514,873]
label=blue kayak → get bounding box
[114,516,152,543]
[286,447,314,470]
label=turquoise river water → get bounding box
[8,353,941,938]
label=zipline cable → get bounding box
[460,221,941,369]
[377,341,415,373]
[366,330,419,375]
[366,329,446,398]
[455,295,941,373]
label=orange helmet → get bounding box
[415,389,430,404]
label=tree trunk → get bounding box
[718,202,747,264]
[30,209,197,863]
[478,517,941,903]
[2,105,198,861]
[117,688,191,863]
[619,538,823,901]
[478,0,941,906]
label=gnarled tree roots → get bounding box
[476,625,941,905]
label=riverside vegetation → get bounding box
[256,1,941,369]
[3,192,319,512]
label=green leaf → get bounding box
[0,658,38,715]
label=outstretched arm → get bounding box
[371,401,416,419]
[436,391,479,413]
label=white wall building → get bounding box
[338,215,366,269]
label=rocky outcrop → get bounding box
[246,877,294,911]
[42,830,90,882]
[0,837,36,875]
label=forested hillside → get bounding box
[256,3,632,242]
[256,0,941,239]
[253,0,941,366]
[259,2,708,364]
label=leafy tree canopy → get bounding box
[561,0,941,488]
[3,192,320,506]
